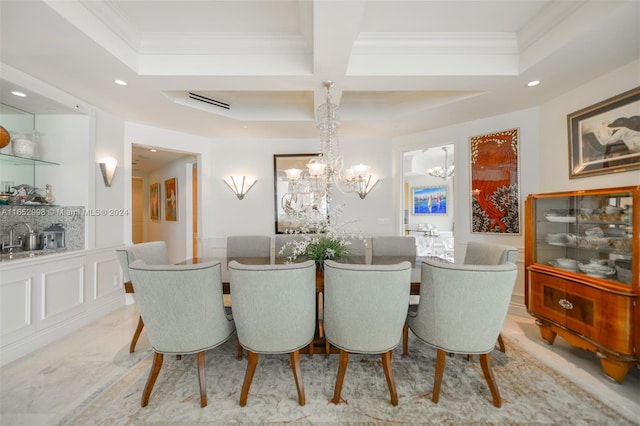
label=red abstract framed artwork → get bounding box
[470,128,520,234]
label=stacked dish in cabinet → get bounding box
[539,203,632,284]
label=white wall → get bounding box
[538,59,640,192]
[393,107,540,316]
[393,107,539,248]
[35,115,91,208]
[93,109,126,249]
[122,122,396,259]
[208,136,394,238]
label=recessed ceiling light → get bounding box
[527,80,540,87]
[150,149,157,153]
[114,79,127,86]
[11,91,27,97]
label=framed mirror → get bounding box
[273,153,326,234]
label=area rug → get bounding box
[62,335,635,425]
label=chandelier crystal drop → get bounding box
[427,146,455,181]
[282,81,378,221]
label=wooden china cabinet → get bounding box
[524,186,639,383]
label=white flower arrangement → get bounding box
[278,204,364,265]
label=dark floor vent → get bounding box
[188,92,231,110]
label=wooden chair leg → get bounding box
[402,323,409,356]
[141,352,163,407]
[237,339,243,360]
[129,315,144,353]
[381,350,398,406]
[240,350,258,407]
[479,353,502,407]
[290,350,306,405]
[197,351,207,407]
[319,322,330,356]
[497,333,506,353]
[330,349,349,404]
[432,349,447,404]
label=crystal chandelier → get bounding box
[427,146,454,180]
[282,81,378,219]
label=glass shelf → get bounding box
[0,153,58,166]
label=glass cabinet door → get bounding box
[535,190,633,286]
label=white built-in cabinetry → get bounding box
[0,248,125,366]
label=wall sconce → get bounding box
[356,175,379,199]
[98,158,118,187]
[224,176,256,200]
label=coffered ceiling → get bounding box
[1,0,638,143]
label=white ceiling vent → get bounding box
[188,92,231,110]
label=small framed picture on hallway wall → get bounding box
[165,177,177,221]
[150,182,160,221]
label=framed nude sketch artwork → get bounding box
[568,87,640,178]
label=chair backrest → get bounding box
[371,236,416,264]
[116,241,170,282]
[116,250,133,283]
[127,260,235,354]
[132,241,170,264]
[228,260,316,354]
[412,260,517,354]
[323,260,412,353]
[463,241,518,265]
[341,236,368,264]
[226,235,272,259]
[274,234,307,260]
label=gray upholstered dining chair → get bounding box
[226,235,272,260]
[341,236,368,264]
[127,259,235,408]
[228,260,316,407]
[225,235,273,360]
[323,259,411,406]
[402,240,519,356]
[405,259,517,407]
[317,236,368,355]
[463,241,518,353]
[116,241,170,353]
[370,236,416,264]
[463,241,518,266]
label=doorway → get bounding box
[131,144,198,262]
[402,144,455,259]
[131,177,144,243]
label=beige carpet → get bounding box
[63,335,636,425]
